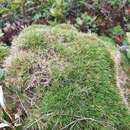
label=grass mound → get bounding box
[5,24,130,130]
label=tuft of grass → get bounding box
[0,44,9,64]
[54,23,78,31]
[5,52,34,90]
[5,24,130,130]
[16,24,79,49]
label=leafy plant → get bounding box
[108,0,122,6]
[76,13,97,32]
[113,25,123,35]
[111,25,125,44]
[50,0,65,21]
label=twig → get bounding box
[15,90,28,116]
[60,117,117,130]
[0,85,13,122]
[24,116,44,130]
[53,113,117,130]
[60,120,76,130]
[0,85,6,110]
[23,113,53,130]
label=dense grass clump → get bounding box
[5,24,130,130]
[16,24,79,49]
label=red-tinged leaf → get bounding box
[127,6,130,15]
[115,34,123,43]
[128,67,130,73]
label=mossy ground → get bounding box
[3,24,130,130]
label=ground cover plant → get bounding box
[1,24,130,130]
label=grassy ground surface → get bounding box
[2,24,130,130]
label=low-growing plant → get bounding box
[50,0,65,21]
[76,13,97,32]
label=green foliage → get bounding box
[64,0,85,16]
[112,25,123,35]
[0,0,127,33]
[50,0,64,20]
[0,0,21,27]
[76,13,97,32]
[108,0,122,6]
[30,0,53,20]
[0,0,20,15]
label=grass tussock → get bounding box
[4,24,130,130]
[0,44,9,65]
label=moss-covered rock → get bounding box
[5,24,130,130]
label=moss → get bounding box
[7,24,130,130]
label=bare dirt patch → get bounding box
[114,49,130,111]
